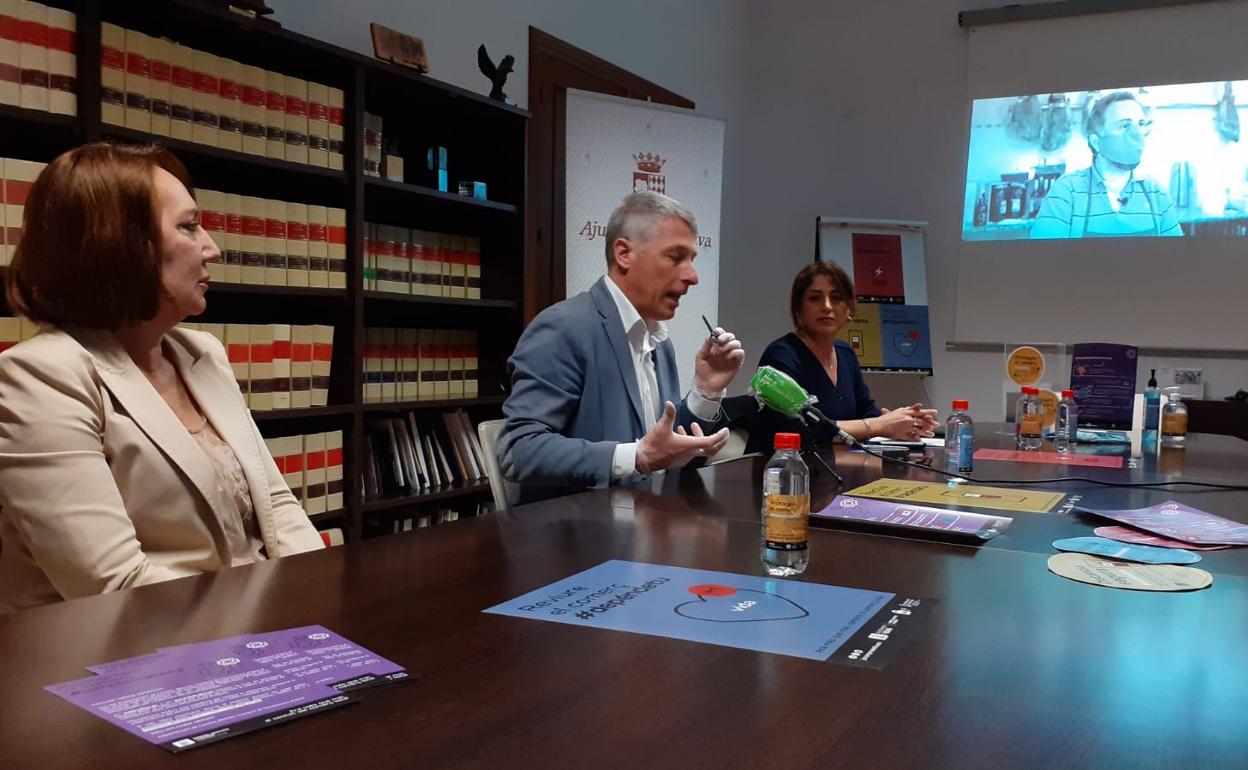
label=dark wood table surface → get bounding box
[3,425,1248,768]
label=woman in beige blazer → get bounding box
[0,143,323,614]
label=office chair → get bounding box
[476,419,520,510]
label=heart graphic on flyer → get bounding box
[674,587,810,623]
[892,330,920,357]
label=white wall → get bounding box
[268,0,1248,419]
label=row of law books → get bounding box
[0,1,76,115]
[362,408,488,501]
[0,314,38,352]
[198,190,347,289]
[179,322,334,411]
[100,23,345,169]
[261,430,344,516]
[387,509,459,534]
[0,156,42,265]
[363,327,478,404]
[364,222,482,299]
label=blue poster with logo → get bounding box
[484,560,935,666]
[879,304,932,371]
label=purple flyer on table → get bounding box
[1078,500,1248,545]
[90,625,410,693]
[1069,343,1139,428]
[813,495,1013,541]
[47,651,351,753]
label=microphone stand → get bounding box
[802,445,843,485]
[797,405,844,484]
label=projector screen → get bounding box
[955,2,1248,349]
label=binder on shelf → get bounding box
[285,201,310,287]
[169,42,194,140]
[271,323,291,410]
[225,323,251,403]
[248,324,274,411]
[303,431,327,515]
[223,192,243,283]
[283,74,308,165]
[326,85,344,171]
[327,207,346,289]
[406,412,431,488]
[0,0,21,106]
[45,6,74,117]
[380,326,399,402]
[99,22,124,124]
[363,327,383,403]
[281,434,305,506]
[18,0,48,113]
[290,324,313,409]
[198,189,227,282]
[147,35,171,134]
[216,56,243,153]
[263,68,285,159]
[466,238,481,300]
[399,328,420,401]
[391,418,419,493]
[311,324,333,407]
[263,197,287,286]
[239,195,265,284]
[239,63,266,155]
[421,431,440,487]
[326,429,344,511]
[306,204,329,288]
[190,48,219,146]
[306,81,329,167]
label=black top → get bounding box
[746,333,881,455]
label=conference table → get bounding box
[2,425,1247,768]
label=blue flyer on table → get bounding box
[485,560,935,667]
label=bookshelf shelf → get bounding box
[0,104,79,130]
[363,177,518,214]
[361,396,507,414]
[209,284,349,299]
[362,292,518,310]
[0,0,527,545]
[361,482,493,513]
[252,405,356,423]
[101,126,347,182]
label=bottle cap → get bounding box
[1148,368,1158,388]
[1021,386,1039,395]
[773,432,801,451]
[1061,390,1075,398]
[952,400,969,410]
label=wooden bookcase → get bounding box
[0,0,528,541]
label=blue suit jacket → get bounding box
[499,276,723,503]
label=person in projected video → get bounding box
[1032,91,1182,238]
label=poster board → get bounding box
[816,218,933,375]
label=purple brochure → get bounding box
[92,625,409,693]
[813,495,1013,541]
[47,651,350,752]
[1078,500,1248,545]
[1069,343,1139,428]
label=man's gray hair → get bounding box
[603,191,698,267]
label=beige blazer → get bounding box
[0,325,324,613]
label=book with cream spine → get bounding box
[326,206,346,289]
[223,193,242,283]
[247,323,274,411]
[168,42,193,140]
[191,48,219,146]
[146,34,170,134]
[285,201,309,287]
[289,324,313,409]
[44,6,73,116]
[239,63,266,155]
[99,22,124,124]
[306,204,329,288]
[311,324,333,407]
[283,74,308,165]
[239,195,265,285]
[271,324,291,410]
[216,57,243,152]
[263,198,287,286]
[18,0,48,112]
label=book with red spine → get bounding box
[0,0,21,106]
[311,324,333,407]
[44,6,73,116]
[216,57,242,152]
[285,201,309,287]
[147,35,170,134]
[290,324,313,409]
[247,323,274,411]
[18,0,48,112]
[283,74,308,165]
[191,48,219,146]
[270,324,291,410]
[99,22,124,124]
[168,42,194,140]
[326,86,344,170]
[263,68,284,158]
[326,207,346,289]
[306,204,329,288]
[223,193,242,284]
[239,63,266,155]
[306,81,329,167]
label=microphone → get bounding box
[749,366,860,446]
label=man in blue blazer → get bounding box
[499,191,746,503]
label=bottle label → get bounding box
[1021,414,1042,437]
[958,423,974,471]
[1162,413,1187,437]
[764,494,809,551]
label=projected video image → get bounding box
[962,81,1248,240]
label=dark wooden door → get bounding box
[525,27,694,322]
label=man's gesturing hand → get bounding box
[635,401,729,474]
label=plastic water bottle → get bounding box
[1161,387,1188,448]
[1055,390,1078,453]
[945,400,974,474]
[761,432,810,577]
[1016,387,1043,450]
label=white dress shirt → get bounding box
[603,276,722,478]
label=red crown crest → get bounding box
[633,152,666,173]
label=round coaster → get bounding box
[1053,537,1202,565]
[1047,552,1212,592]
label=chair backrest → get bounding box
[477,419,519,510]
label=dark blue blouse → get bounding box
[746,333,881,454]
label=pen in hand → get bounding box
[702,315,719,341]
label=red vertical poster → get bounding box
[851,233,905,303]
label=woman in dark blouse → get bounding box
[745,261,939,455]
